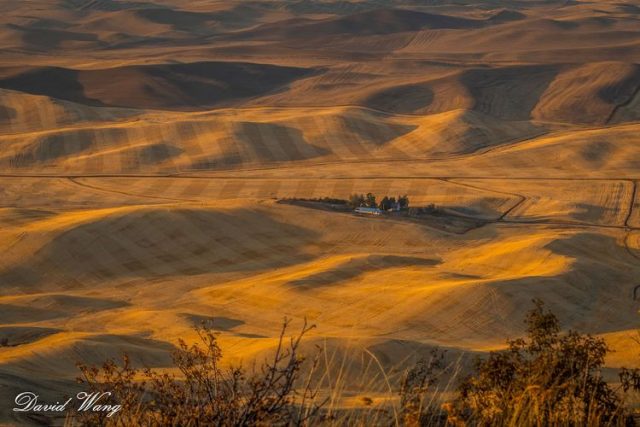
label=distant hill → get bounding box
[0,62,317,110]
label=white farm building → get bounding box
[354,207,383,215]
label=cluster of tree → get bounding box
[348,193,409,210]
[408,203,443,216]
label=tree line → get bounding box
[348,193,410,210]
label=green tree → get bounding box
[365,193,377,208]
[379,196,391,211]
[348,193,365,208]
[398,195,409,209]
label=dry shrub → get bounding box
[399,349,450,426]
[446,299,638,426]
[71,319,325,426]
[69,303,640,426]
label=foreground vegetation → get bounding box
[446,300,640,426]
[69,301,640,426]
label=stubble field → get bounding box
[1,0,639,423]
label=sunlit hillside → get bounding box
[0,0,639,424]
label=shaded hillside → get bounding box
[533,62,640,125]
[228,8,492,42]
[0,62,317,110]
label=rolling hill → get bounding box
[1,0,639,424]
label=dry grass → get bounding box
[66,302,640,426]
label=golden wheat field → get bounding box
[1,0,640,424]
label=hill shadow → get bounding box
[0,62,319,111]
[288,254,440,289]
[363,83,434,114]
[480,232,640,337]
[0,208,320,291]
[460,65,558,120]
[232,122,331,162]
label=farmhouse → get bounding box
[354,207,383,215]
